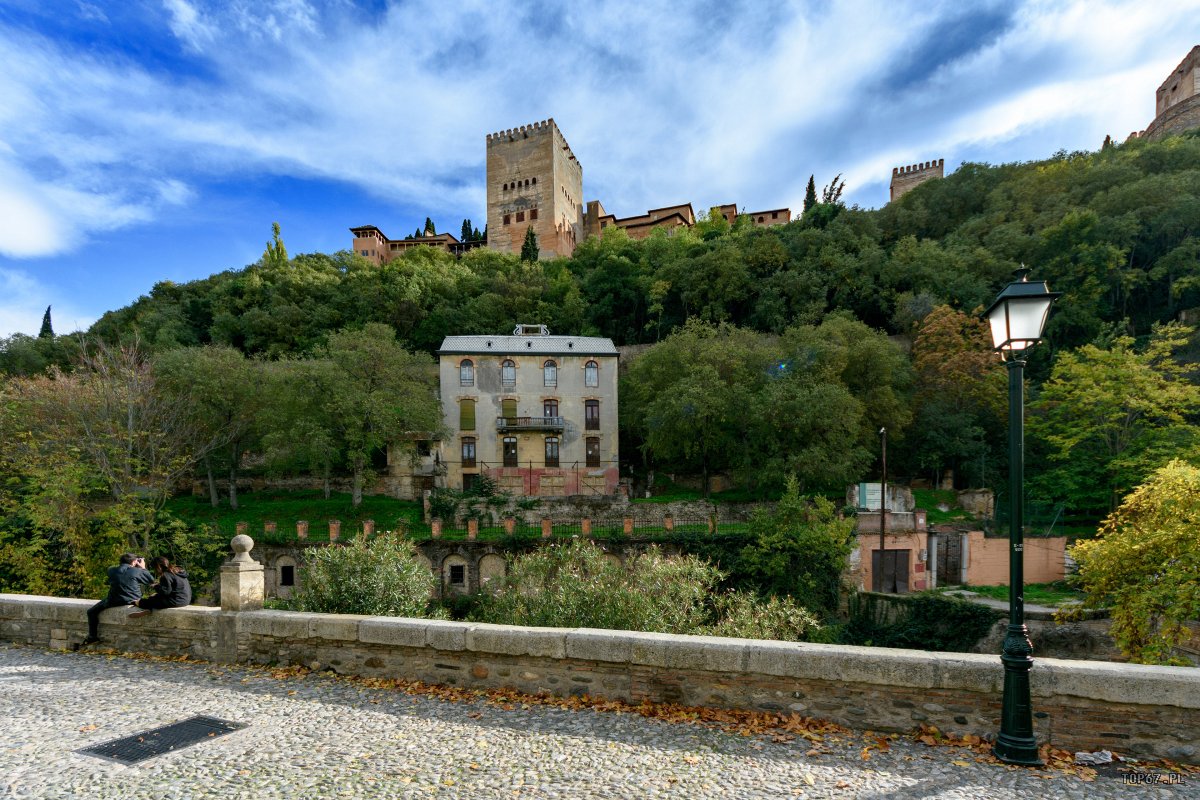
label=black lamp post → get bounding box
[982,267,1059,766]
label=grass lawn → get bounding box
[911,488,977,524]
[960,581,1086,606]
[165,490,427,542]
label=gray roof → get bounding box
[438,335,618,357]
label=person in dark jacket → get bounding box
[128,557,192,618]
[84,553,153,644]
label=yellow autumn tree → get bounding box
[1069,459,1200,664]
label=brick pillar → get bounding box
[296,520,308,540]
[622,517,633,535]
[363,519,375,537]
[220,535,264,612]
[504,517,516,535]
[663,514,674,532]
[467,519,478,541]
[264,521,277,537]
[432,519,442,539]
[329,520,341,542]
[581,517,592,536]
[235,521,248,536]
[541,518,552,538]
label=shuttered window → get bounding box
[501,398,517,419]
[460,399,475,431]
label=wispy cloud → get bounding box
[0,0,1196,266]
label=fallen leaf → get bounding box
[952,760,970,767]
[804,773,815,786]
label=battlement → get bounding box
[889,158,945,202]
[486,118,578,162]
[892,159,944,177]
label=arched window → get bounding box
[543,359,557,387]
[501,359,516,387]
[544,437,559,467]
[502,436,518,467]
[459,359,474,387]
[584,360,599,388]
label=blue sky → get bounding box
[0,0,1197,337]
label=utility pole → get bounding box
[878,427,887,591]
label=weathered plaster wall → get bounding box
[2,593,1197,763]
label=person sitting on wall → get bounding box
[128,557,192,618]
[83,553,153,645]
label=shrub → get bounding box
[841,591,998,652]
[471,540,720,634]
[700,590,821,641]
[288,534,442,617]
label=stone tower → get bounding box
[486,119,584,259]
[1144,45,1200,141]
[889,159,945,202]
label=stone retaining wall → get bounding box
[1,592,1197,763]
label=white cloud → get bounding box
[163,0,217,50]
[0,0,1198,260]
[0,268,95,337]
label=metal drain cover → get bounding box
[78,715,246,764]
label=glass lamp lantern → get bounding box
[983,268,1060,353]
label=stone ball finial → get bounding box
[230,534,254,562]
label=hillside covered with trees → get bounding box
[3,132,1200,528]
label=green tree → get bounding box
[803,175,817,216]
[154,346,261,509]
[905,305,1005,487]
[318,324,442,506]
[263,222,288,269]
[1029,322,1200,512]
[38,306,53,339]
[424,217,436,236]
[1068,460,1200,664]
[258,359,342,498]
[726,478,856,613]
[520,226,539,262]
[460,219,473,242]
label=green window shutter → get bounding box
[501,398,517,418]
[460,400,475,431]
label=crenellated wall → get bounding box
[2,592,1197,763]
[889,159,945,201]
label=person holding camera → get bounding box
[83,553,153,645]
[128,557,191,618]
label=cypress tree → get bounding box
[803,176,817,215]
[461,219,472,241]
[38,306,53,339]
[473,227,482,242]
[520,226,539,262]
[423,217,436,236]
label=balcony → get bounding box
[496,416,565,432]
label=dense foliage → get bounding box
[2,132,1199,517]
[470,539,821,641]
[1068,460,1200,664]
[842,591,999,652]
[288,534,442,618]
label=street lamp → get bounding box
[982,267,1059,767]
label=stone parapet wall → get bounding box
[1144,93,1200,140]
[1,593,1197,763]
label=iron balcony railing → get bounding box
[495,416,565,431]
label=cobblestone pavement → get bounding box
[0,644,1192,799]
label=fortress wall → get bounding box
[3,593,1198,763]
[1145,93,1200,141]
[889,160,944,202]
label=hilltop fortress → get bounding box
[352,46,1200,261]
[352,118,789,262]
